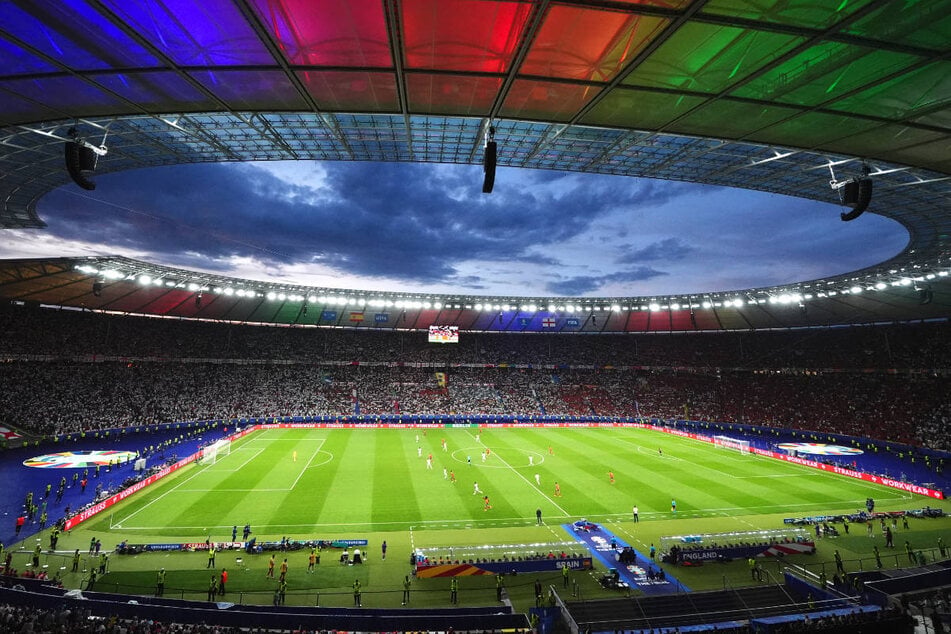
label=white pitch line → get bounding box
[469,431,571,517]
[174,488,293,493]
[289,439,326,490]
[214,447,265,473]
[114,458,219,525]
[619,430,907,495]
[112,515,540,531]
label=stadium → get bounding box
[1,2,950,634]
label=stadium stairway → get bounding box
[564,584,803,631]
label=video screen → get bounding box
[428,325,459,344]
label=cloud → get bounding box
[21,160,907,297]
[546,267,668,296]
[38,161,685,287]
[617,238,694,263]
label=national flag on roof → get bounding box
[542,317,556,328]
[349,311,364,322]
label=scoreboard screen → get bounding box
[428,325,459,344]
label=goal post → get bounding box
[201,439,231,465]
[712,435,751,454]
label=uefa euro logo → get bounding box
[23,449,138,468]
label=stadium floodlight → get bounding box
[266,291,277,300]
[850,286,863,294]
[649,303,661,311]
[138,275,152,285]
[874,282,886,290]
[474,303,482,311]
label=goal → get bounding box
[201,439,231,464]
[712,435,751,454]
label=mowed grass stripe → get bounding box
[90,426,927,539]
[319,429,374,525]
[372,430,423,526]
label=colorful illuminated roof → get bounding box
[0,0,950,308]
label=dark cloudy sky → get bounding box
[0,161,908,297]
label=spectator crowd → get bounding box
[0,304,948,452]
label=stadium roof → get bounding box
[0,0,949,329]
[1,255,948,331]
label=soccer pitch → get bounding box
[72,426,948,607]
[100,426,915,535]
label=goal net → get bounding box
[202,439,231,465]
[712,436,751,454]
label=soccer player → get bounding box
[353,579,362,606]
[279,558,288,582]
[473,481,482,495]
[308,549,317,573]
[534,473,541,486]
[483,495,492,511]
[481,450,487,463]
[293,450,297,462]
[417,447,422,458]
[529,455,534,466]
[548,445,554,455]
[266,554,275,578]
[554,482,561,497]
[609,471,615,484]
[632,505,639,522]
[443,467,448,479]
[426,456,433,470]
[450,470,456,483]
[671,499,677,513]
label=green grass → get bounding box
[16,426,951,611]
